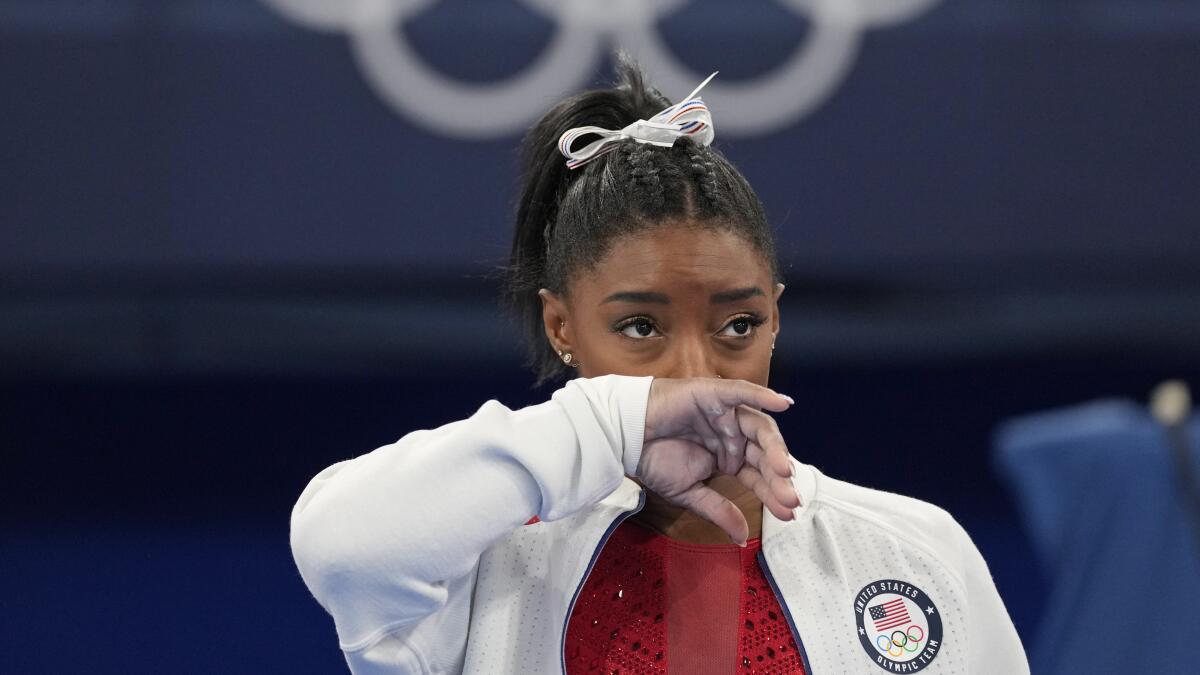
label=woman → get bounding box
[291,56,1028,674]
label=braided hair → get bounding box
[505,52,780,386]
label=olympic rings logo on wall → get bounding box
[260,0,941,138]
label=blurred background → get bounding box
[2,0,1198,673]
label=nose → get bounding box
[664,333,719,380]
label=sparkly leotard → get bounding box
[563,518,806,674]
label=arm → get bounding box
[289,374,652,671]
[956,523,1030,675]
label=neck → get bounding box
[629,474,763,545]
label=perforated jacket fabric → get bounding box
[290,375,1028,674]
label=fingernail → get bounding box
[779,393,795,405]
[737,538,747,548]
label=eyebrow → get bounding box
[600,286,765,305]
[601,291,670,305]
[709,286,766,304]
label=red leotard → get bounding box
[562,517,806,674]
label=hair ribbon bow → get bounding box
[557,71,718,170]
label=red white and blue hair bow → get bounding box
[557,71,718,170]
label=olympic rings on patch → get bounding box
[876,624,926,658]
[261,0,943,137]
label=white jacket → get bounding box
[291,375,1028,674]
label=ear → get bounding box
[538,288,573,355]
[771,282,785,340]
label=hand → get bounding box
[638,378,801,546]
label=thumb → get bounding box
[674,483,750,547]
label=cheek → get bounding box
[573,324,666,377]
[724,351,773,388]
[580,342,775,384]
[571,319,630,375]
[570,315,610,355]
[579,344,662,377]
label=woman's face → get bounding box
[540,222,783,387]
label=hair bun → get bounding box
[520,51,670,181]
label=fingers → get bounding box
[675,482,751,546]
[677,424,734,475]
[735,406,802,517]
[697,388,790,481]
[736,452,801,521]
[735,405,794,480]
[696,429,727,472]
[709,379,794,414]
[708,406,745,475]
[645,378,790,449]
[641,378,801,533]
[697,379,789,476]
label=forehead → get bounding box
[573,224,771,298]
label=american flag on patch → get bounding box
[869,598,912,632]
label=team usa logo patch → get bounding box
[853,579,943,672]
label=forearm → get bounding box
[289,374,652,649]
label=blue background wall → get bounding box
[2,1,1198,672]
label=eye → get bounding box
[615,316,660,339]
[718,313,765,339]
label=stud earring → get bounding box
[557,349,579,368]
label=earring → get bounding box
[557,321,578,367]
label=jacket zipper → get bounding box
[756,549,815,674]
[559,489,647,675]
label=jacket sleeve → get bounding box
[289,374,652,673]
[957,522,1030,675]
